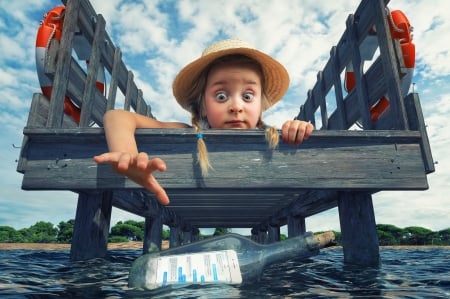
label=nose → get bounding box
[228,95,243,113]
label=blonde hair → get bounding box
[185,55,280,176]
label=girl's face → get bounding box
[203,64,262,129]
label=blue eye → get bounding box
[243,93,254,101]
[215,92,228,101]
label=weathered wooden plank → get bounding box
[19,129,428,191]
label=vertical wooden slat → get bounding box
[146,104,154,118]
[317,71,329,129]
[306,90,315,125]
[106,48,122,111]
[330,46,347,129]
[346,14,373,130]
[79,14,106,127]
[135,89,146,115]
[46,0,81,128]
[124,71,134,111]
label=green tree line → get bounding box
[1,220,449,245]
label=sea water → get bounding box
[0,247,449,298]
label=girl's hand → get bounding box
[93,152,170,205]
[281,120,314,145]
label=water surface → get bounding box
[1,247,449,298]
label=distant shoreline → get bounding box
[1,242,449,251]
[0,241,168,251]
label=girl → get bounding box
[94,39,313,206]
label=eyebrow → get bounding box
[210,79,259,87]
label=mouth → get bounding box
[225,120,246,128]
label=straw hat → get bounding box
[172,39,290,112]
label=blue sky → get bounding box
[0,0,448,234]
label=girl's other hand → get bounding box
[281,120,314,145]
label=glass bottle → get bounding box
[129,231,334,290]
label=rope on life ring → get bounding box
[35,5,105,124]
[344,8,415,122]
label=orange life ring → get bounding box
[35,5,105,124]
[344,9,415,122]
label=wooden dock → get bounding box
[17,0,433,265]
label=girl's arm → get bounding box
[93,110,189,205]
[102,109,189,154]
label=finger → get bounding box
[117,153,133,171]
[304,122,314,139]
[93,154,107,163]
[288,123,302,145]
[145,157,167,173]
[282,121,292,143]
[93,152,121,163]
[136,152,150,170]
[298,122,311,144]
[146,175,170,205]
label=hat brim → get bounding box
[173,44,289,112]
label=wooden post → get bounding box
[191,228,200,242]
[268,225,280,243]
[258,229,267,244]
[288,215,306,238]
[182,224,193,245]
[143,216,163,253]
[338,191,380,266]
[251,227,258,242]
[70,191,112,260]
[169,226,181,248]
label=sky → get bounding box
[0,0,448,235]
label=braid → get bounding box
[258,92,279,149]
[258,119,279,149]
[192,115,212,176]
